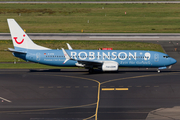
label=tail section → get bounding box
[7,19,50,50]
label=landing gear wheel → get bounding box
[157,69,160,73]
[89,68,94,74]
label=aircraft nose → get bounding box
[171,58,177,64]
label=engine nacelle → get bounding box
[102,61,119,71]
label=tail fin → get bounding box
[7,19,50,50]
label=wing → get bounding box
[76,59,103,67]
[66,43,73,50]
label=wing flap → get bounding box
[76,59,102,66]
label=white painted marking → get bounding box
[0,97,11,103]
[89,36,160,39]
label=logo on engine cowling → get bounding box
[106,66,116,68]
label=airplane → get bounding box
[7,19,177,73]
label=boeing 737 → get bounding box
[7,19,177,73]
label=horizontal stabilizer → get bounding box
[8,48,27,54]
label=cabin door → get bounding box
[154,54,159,62]
[36,53,41,61]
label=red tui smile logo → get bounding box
[13,34,25,44]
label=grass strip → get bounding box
[0,3,180,33]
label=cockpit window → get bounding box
[163,56,169,58]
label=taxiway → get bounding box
[0,40,180,120]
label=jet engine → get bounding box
[102,61,119,71]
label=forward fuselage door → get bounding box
[154,54,159,62]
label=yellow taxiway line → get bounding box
[115,88,129,90]
[102,88,129,91]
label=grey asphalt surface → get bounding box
[0,40,180,120]
[2,33,180,41]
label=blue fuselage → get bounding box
[13,49,177,68]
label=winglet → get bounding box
[66,43,73,50]
[62,48,71,64]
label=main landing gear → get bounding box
[89,68,94,74]
[157,69,160,73]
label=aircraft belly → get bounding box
[13,52,27,61]
[40,60,76,67]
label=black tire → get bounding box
[89,68,94,74]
